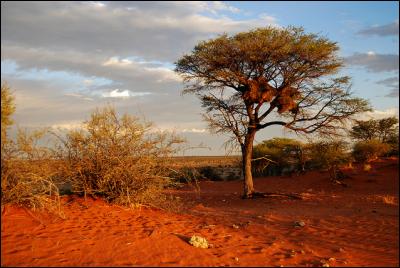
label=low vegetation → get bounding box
[1,82,398,213]
[54,106,185,208]
[1,84,63,214]
[352,139,390,164]
[1,84,186,212]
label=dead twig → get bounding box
[243,191,303,200]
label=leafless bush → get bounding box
[1,128,64,216]
[55,106,185,209]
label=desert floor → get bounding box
[1,158,399,267]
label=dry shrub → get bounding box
[368,195,398,206]
[381,195,397,205]
[56,106,185,209]
[352,139,390,163]
[2,83,63,215]
[308,140,351,180]
[1,128,64,216]
[363,163,372,172]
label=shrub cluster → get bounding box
[252,138,307,177]
[253,138,353,180]
[352,139,390,163]
[1,84,185,211]
[54,107,184,208]
[1,84,62,214]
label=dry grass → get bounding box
[363,163,372,172]
[367,195,398,206]
[168,156,241,169]
[380,195,398,205]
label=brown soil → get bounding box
[1,158,399,267]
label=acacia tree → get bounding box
[350,116,399,143]
[175,26,371,198]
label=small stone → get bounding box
[232,224,240,229]
[188,235,209,249]
[234,257,239,262]
[222,199,226,202]
[337,247,345,252]
[328,257,336,262]
[294,221,306,227]
[322,264,329,267]
[299,250,305,254]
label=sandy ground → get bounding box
[1,158,399,267]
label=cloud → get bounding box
[358,21,399,37]
[376,76,399,97]
[64,92,94,101]
[181,128,208,133]
[1,1,276,62]
[101,89,151,98]
[102,89,131,98]
[345,52,399,73]
[2,1,270,101]
[1,45,182,95]
[208,1,241,14]
[102,57,133,67]
[358,107,399,120]
[51,121,83,130]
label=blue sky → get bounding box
[1,1,399,155]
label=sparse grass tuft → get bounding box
[363,163,372,172]
[381,195,397,205]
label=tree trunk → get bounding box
[242,129,256,198]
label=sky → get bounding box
[1,1,399,155]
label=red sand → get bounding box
[1,158,399,267]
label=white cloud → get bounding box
[101,89,131,98]
[102,57,133,67]
[101,89,152,98]
[144,66,182,83]
[91,2,106,8]
[51,121,83,130]
[181,128,208,133]
[207,1,241,14]
[358,107,399,120]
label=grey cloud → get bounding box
[1,44,182,96]
[345,53,399,73]
[1,1,275,62]
[1,1,276,97]
[376,76,399,97]
[358,21,399,37]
